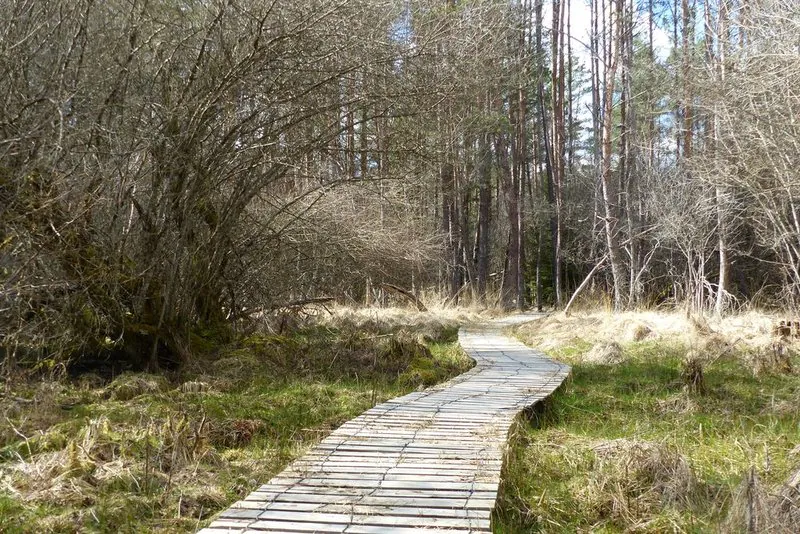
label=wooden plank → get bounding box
[247,487,499,500]
[284,466,499,477]
[237,519,347,532]
[236,495,496,511]
[247,512,490,529]
[267,477,498,491]
[344,527,491,534]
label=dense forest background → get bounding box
[2,0,799,368]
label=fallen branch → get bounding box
[564,256,607,316]
[379,283,427,312]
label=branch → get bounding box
[379,283,427,312]
[564,256,608,317]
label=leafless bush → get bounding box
[0,0,448,370]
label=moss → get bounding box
[398,341,472,388]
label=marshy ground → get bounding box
[4,308,800,533]
[0,307,474,533]
[494,311,800,533]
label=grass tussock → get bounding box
[587,439,696,521]
[495,310,800,532]
[0,307,473,533]
[583,341,625,365]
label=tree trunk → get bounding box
[565,256,607,316]
[600,0,628,310]
[537,0,561,307]
[681,0,693,159]
[476,133,492,302]
[497,133,522,310]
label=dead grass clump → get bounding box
[1,381,66,446]
[689,314,712,336]
[517,310,797,360]
[77,417,120,464]
[712,312,778,347]
[36,511,83,532]
[774,466,800,527]
[656,393,699,415]
[105,373,169,401]
[2,449,72,495]
[681,350,706,394]
[624,322,654,342]
[724,464,800,534]
[747,339,794,377]
[155,415,216,472]
[1,411,221,521]
[582,342,625,365]
[76,373,105,390]
[208,419,264,448]
[179,380,212,393]
[414,318,458,344]
[376,332,433,375]
[696,333,733,357]
[179,485,228,519]
[516,313,600,351]
[328,307,461,344]
[582,439,696,524]
[769,392,800,417]
[725,468,781,533]
[210,354,261,384]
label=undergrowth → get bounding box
[494,316,800,533]
[0,309,472,533]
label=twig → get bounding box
[564,256,607,316]
[6,417,32,459]
[0,392,34,404]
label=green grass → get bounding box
[0,314,473,533]
[493,337,800,533]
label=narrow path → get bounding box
[200,315,570,533]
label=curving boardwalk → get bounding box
[200,315,570,533]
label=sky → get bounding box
[545,0,674,70]
[540,0,674,144]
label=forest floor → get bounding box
[0,307,477,533]
[493,310,800,533]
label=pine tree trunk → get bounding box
[476,133,492,302]
[600,0,628,310]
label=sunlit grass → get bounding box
[0,310,473,533]
[494,322,800,533]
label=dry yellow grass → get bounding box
[516,309,792,368]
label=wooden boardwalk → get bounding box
[200,315,570,533]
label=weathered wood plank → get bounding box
[234,495,496,510]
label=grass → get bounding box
[493,315,800,533]
[0,308,473,533]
